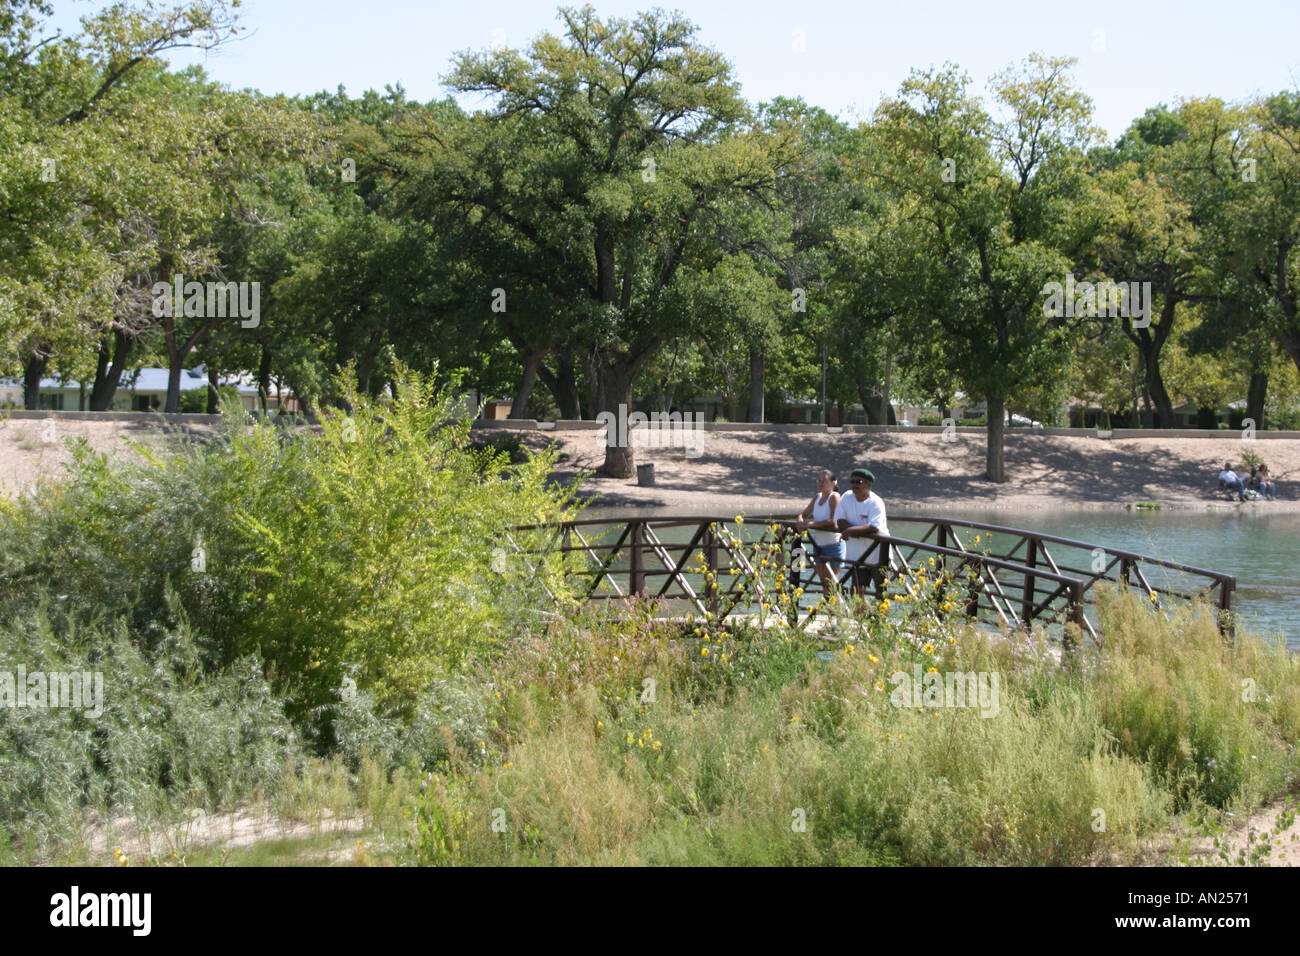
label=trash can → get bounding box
[636,463,655,486]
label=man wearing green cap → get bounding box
[835,468,890,595]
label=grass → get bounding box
[402,588,1300,866]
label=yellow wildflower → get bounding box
[701,647,709,657]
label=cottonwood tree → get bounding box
[1179,94,1300,403]
[429,5,792,475]
[866,57,1099,481]
[0,0,247,406]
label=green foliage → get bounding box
[1092,588,1300,812]
[0,597,298,862]
[404,575,1300,866]
[0,367,578,726]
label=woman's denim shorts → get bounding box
[812,540,845,566]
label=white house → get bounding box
[0,366,295,413]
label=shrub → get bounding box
[0,598,298,862]
[0,365,580,726]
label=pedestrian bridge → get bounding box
[509,514,1237,645]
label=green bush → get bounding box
[0,365,579,726]
[916,414,943,426]
[177,384,240,413]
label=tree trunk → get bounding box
[747,347,764,423]
[1127,296,1177,428]
[1246,370,1268,430]
[90,329,133,411]
[985,392,1006,482]
[164,362,183,414]
[857,383,897,425]
[1140,338,1175,428]
[554,346,582,419]
[207,365,221,414]
[23,350,48,410]
[595,362,637,478]
[257,345,272,416]
[512,350,543,418]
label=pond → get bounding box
[580,504,1300,650]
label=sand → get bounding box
[538,427,1300,515]
[4,418,1298,514]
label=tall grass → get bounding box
[407,588,1299,866]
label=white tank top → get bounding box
[811,494,841,547]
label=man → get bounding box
[1218,462,1246,502]
[835,467,890,596]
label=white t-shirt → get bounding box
[835,490,889,564]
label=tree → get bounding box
[429,5,791,475]
[0,0,247,406]
[866,57,1098,480]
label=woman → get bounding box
[1256,463,1277,501]
[795,469,844,593]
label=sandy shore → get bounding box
[4,418,1299,515]
[539,428,1300,515]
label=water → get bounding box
[924,506,1300,649]
[580,504,1300,649]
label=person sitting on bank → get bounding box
[795,469,844,593]
[1218,462,1246,501]
[835,467,890,597]
[1255,463,1277,501]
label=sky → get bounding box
[47,0,1300,140]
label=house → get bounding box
[0,367,294,413]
